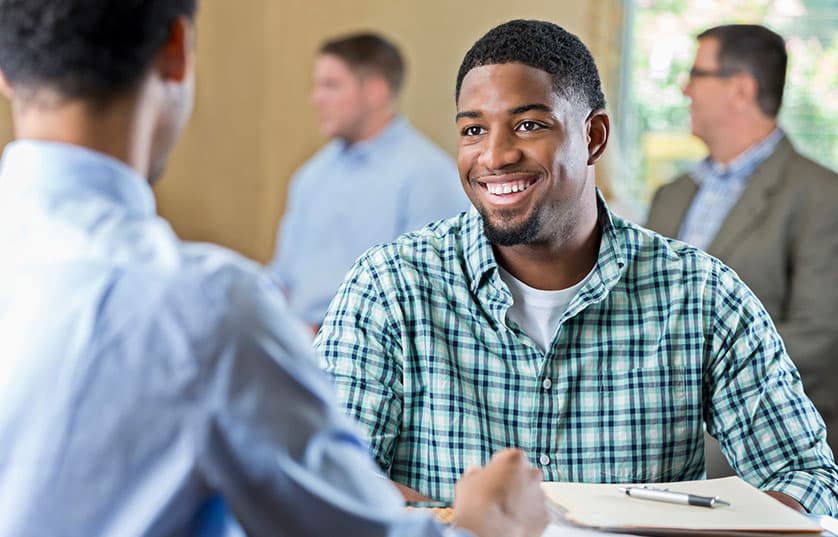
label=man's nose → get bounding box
[478,131,522,170]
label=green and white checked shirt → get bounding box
[317,197,838,515]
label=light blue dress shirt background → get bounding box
[677,128,783,250]
[269,116,469,325]
[0,140,458,537]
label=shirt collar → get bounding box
[693,127,784,183]
[464,189,626,297]
[0,139,156,216]
[337,115,410,159]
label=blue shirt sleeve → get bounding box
[194,270,462,536]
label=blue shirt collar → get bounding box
[0,139,156,216]
[693,127,784,183]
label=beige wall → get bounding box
[0,1,624,262]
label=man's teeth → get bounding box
[487,182,532,195]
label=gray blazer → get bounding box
[647,136,838,454]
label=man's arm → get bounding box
[197,274,411,536]
[765,492,805,512]
[196,272,548,537]
[703,263,838,516]
[394,481,435,503]
[316,253,408,488]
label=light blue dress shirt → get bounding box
[269,116,469,325]
[0,140,458,537]
[677,128,784,250]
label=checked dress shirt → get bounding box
[317,194,838,515]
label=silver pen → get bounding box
[618,486,731,508]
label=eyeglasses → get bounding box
[687,67,741,80]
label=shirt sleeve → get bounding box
[315,250,405,475]
[194,269,453,536]
[702,264,838,516]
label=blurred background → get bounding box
[0,0,833,263]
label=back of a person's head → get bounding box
[319,32,405,96]
[455,19,606,113]
[698,24,787,117]
[0,0,197,106]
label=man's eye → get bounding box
[462,125,486,136]
[517,121,543,132]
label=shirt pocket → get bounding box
[584,365,701,483]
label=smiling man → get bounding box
[317,19,838,515]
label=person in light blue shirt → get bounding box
[269,33,469,330]
[0,2,549,537]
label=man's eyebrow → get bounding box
[511,103,552,115]
[455,110,481,121]
[455,103,553,121]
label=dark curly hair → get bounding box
[455,19,605,112]
[0,0,197,104]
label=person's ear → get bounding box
[586,109,609,165]
[733,73,758,111]
[0,68,14,100]
[156,16,194,83]
[364,75,391,107]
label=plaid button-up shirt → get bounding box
[317,196,838,515]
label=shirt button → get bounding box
[542,378,552,390]
[539,454,551,466]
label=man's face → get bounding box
[456,63,595,247]
[682,37,736,144]
[310,54,370,141]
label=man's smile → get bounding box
[474,173,541,206]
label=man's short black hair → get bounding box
[698,24,787,117]
[455,19,605,112]
[320,32,405,95]
[0,0,197,104]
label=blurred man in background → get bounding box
[269,32,468,332]
[647,24,838,467]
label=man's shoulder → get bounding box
[617,216,730,282]
[388,120,455,168]
[354,212,469,276]
[777,140,838,186]
[114,228,276,333]
[620,217,765,314]
[290,140,344,183]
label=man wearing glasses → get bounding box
[647,24,838,469]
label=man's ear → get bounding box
[734,73,758,111]
[0,68,14,100]
[156,16,194,83]
[363,75,392,108]
[586,109,609,165]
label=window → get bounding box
[620,0,838,210]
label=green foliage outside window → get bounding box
[624,0,838,205]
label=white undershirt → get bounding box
[498,265,595,354]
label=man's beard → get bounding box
[482,206,542,246]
